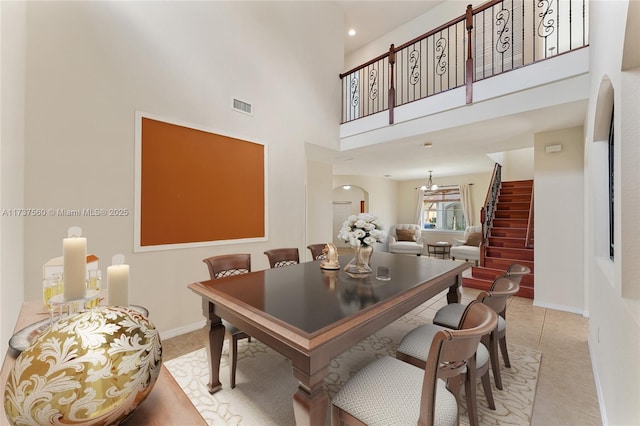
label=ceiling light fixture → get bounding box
[348,28,356,36]
[420,171,438,191]
[342,185,351,190]
[423,142,432,148]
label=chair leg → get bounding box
[465,364,479,426]
[499,335,511,368]
[487,332,503,390]
[481,371,495,410]
[229,335,239,388]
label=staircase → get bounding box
[463,180,535,298]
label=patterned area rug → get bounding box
[165,314,541,425]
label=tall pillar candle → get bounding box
[63,234,87,300]
[108,260,129,306]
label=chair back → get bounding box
[203,254,251,279]
[264,248,299,268]
[505,263,531,285]
[419,301,497,424]
[391,224,422,241]
[307,244,327,260]
[482,276,519,317]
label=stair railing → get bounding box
[525,182,534,248]
[480,163,502,266]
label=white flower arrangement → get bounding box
[338,213,385,247]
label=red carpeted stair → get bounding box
[463,180,535,298]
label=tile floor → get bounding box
[163,283,602,425]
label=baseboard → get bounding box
[532,300,586,316]
[159,320,205,341]
[588,337,608,426]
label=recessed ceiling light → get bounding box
[423,142,433,148]
[348,29,356,36]
[342,185,351,190]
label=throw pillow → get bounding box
[396,228,416,242]
[464,232,483,246]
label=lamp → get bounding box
[420,171,438,191]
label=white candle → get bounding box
[108,255,129,306]
[63,231,87,301]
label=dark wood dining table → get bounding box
[188,251,468,426]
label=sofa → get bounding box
[388,224,424,255]
[450,225,483,265]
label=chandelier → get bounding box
[420,170,438,191]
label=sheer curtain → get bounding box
[459,184,474,226]
[414,189,425,225]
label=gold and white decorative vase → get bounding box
[344,244,373,277]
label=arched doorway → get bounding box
[332,185,368,247]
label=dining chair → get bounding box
[264,248,299,268]
[202,253,252,389]
[306,243,328,260]
[505,263,531,286]
[331,301,497,426]
[396,300,499,426]
[432,275,520,390]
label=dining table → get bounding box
[188,251,468,426]
[0,299,206,426]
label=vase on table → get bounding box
[344,244,373,277]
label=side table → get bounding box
[427,242,452,259]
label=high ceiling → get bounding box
[317,1,589,182]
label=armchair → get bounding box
[450,225,482,265]
[388,224,424,256]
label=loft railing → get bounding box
[480,163,502,267]
[340,0,589,124]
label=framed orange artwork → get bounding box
[134,112,267,251]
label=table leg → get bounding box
[292,366,329,426]
[447,273,462,304]
[202,300,225,393]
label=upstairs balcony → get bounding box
[339,0,590,148]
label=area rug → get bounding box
[165,314,541,425]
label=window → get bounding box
[608,108,614,259]
[421,188,467,231]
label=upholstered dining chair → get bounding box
[396,300,499,426]
[264,248,299,268]
[331,301,497,426]
[306,243,327,260]
[432,275,521,391]
[202,253,252,389]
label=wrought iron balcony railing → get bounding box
[340,0,589,124]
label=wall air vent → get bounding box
[232,98,253,116]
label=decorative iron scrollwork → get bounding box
[495,8,511,54]
[350,77,359,107]
[409,49,421,84]
[537,0,556,38]
[369,69,378,100]
[435,37,448,76]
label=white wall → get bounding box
[20,1,343,337]
[502,147,534,181]
[534,127,585,313]
[305,160,334,261]
[583,1,640,424]
[332,175,397,251]
[1,1,27,357]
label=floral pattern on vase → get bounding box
[4,306,162,426]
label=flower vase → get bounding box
[344,245,373,277]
